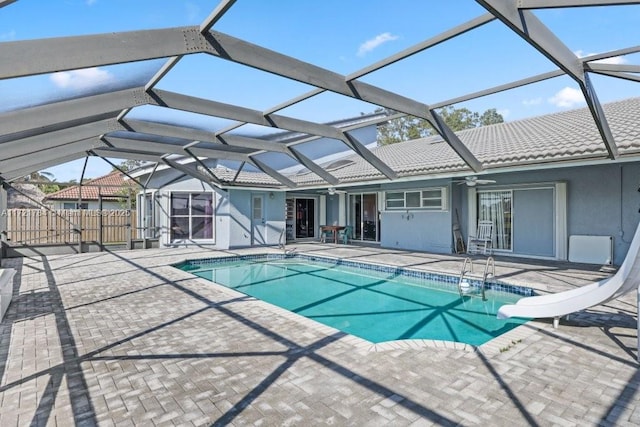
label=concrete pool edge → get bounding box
[174,252,537,298]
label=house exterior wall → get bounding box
[139,169,286,249]
[150,177,222,248]
[226,190,285,248]
[381,210,452,252]
[452,162,640,265]
[378,179,452,253]
[227,190,251,248]
[564,163,638,265]
[263,192,286,246]
[134,158,640,265]
[365,162,640,265]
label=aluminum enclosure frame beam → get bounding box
[147,89,396,180]
[518,0,640,9]
[476,0,619,159]
[101,136,252,162]
[0,138,99,174]
[0,26,475,174]
[3,153,89,181]
[160,156,220,187]
[200,30,482,173]
[0,1,638,189]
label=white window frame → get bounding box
[169,192,215,242]
[384,187,448,211]
[63,202,89,209]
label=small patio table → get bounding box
[320,225,346,244]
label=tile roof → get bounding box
[145,97,640,189]
[44,171,131,201]
[289,96,640,186]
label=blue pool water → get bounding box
[176,256,531,346]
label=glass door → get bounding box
[477,190,512,251]
[349,193,379,242]
[295,198,315,239]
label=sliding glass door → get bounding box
[477,190,512,251]
[349,193,378,242]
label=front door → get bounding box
[252,194,266,245]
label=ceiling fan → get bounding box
[455,176,496,187]
[318,186,347,195]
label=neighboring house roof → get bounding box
[6,183,46,209]
[44,171,130,201]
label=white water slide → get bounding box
[497,223,640,323]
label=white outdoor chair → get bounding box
[467,220,493,255]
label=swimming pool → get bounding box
[175,255,532,346]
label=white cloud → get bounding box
[0,30,16,41]
[50,67,115,90]
[86,0,97,5]
[185,2,200,21]
[548,87,585,108]
[522,97,543,107]
[497,109,510,119]
[357,32,399,57]
[574,49,627,65]
[594,55,627,65]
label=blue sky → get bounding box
[1,0,639,181]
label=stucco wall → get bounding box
[136,158,640,265]
[456,162,640,265]
[374,162,640,264]
[379,179,453,254]
[228,190,252,248]
[227,190,286,248]
[381,210,452,253]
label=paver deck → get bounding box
[0,244,638,426]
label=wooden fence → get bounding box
[4,209,137,245]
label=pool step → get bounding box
[458,256,495,301]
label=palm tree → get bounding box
[20,171,60,194]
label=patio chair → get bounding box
[467,220,493,255]
[319,226,334,243]
[338,226,352,244]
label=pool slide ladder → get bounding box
[458,256,495,301]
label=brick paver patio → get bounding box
[0,244,638,426]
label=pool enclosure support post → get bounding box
[98,193,103,251]
[0,185,6,261]
[141,191,146,250]
[77,157,88,254]
[141,163,159,248]
[126,192,132,250]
